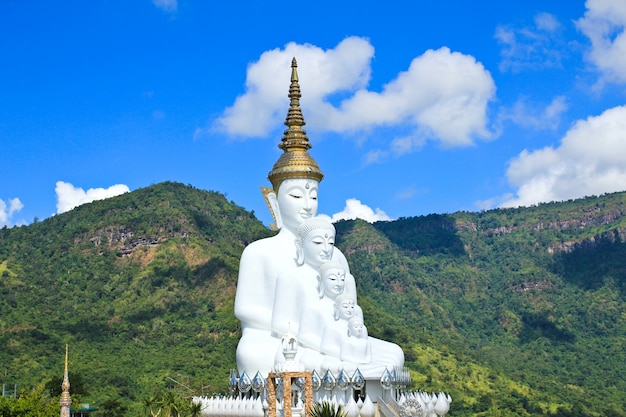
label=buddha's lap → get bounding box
[235,329,403,377]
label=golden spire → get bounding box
[267,57,324,191]
[60,345,71,417]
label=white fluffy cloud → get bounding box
[501,105,626,207]
[0,198,24,227]
[330,198,391,223]
[55,181,130,214]
[497,96,568,131]
[152,0,177,13]
[495,12,566,73]
[576,0,626,84]
[214,37,374,137]
[213,38,495,155]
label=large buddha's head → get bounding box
[264,58,324,233]
[276,178,319,232]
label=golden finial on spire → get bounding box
[267,58,324,191]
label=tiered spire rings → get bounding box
[267,58,324,191]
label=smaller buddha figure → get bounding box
[316,261,346,299]
[333,293,358,322]
[320,294,359,356]
[272,217,353,371]
[341,316,372,364]
[272,217,353,340]
[320,293,362,372]
[298,261,347,352]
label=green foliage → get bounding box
[140,390,199,417]
[339,192,626,416]
[0,183,269,413]
[98,399,128,417]
[1,184,625,417]
[0,385,58,417]
[310,401,346,417]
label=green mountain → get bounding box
[1,182,625,417]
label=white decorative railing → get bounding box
[192,390,450,417]
[192,367,451,417]
[192,396,265,417]
[394,391,451,417]
[192,393,379,417]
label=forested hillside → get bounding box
[335,193,626,416]
[1,182,625,417]
[0,182,271,410]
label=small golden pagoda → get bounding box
[60,345,71,417]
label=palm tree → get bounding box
[310,402,346,417]
[160,390,182,417]
[188,401,203,417]
[143,395,162,417]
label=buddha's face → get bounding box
[348,319,365,338]
[302,227,335,269]
[335,298,355,321]
[321,267,346,298]
[277,179,319,233]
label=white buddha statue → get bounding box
[234,59,350,376]
[234,58,403,378]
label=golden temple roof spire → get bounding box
[283,57,306,140]
[267,58,324,191]
[60,345,71,417]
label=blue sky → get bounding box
[2,0,626,228]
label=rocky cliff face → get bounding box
[548,227,626,254]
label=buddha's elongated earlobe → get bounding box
[261,186,282,231]
[295,240,305,266]
[316,274,324,298]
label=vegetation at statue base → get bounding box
[309,401,346,417]
[1,181,625,417]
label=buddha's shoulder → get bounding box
[241,235,291,257]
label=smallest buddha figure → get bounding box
[341,316,372,364]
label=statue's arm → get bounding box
[297,310,323,350]
[234,246,273,329]
[319,325,342,357]
[270,273,300,336]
